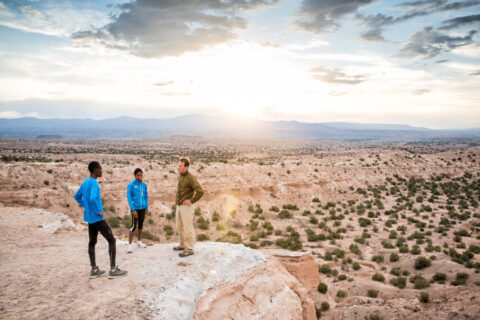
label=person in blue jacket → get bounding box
[126,168,149,253]
[74,161,127,279]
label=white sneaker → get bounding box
[127,244,133,253]
[137,241,146,248]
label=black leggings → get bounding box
[88,220,116,268]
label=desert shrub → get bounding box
[390,277,407,289]
[269,206,280,212]
[194,207,202,216]
[419,292,429,303]
[432,273,447,283]
[278,210,292,219]
[390,253,400,262]
[245,243,258,249]
[319,264,332,274]
[414,256,432,270]
[163,225,173,236]
[320,301,330,311]
[317,282,328,294]
[107,216,120,228]
[352,262,361,270]
[44,180,49,186]
[197,234,209,241]
[372,255,384,263]
[367,289,379,298]
[410,275,429,289]
[336,290,347,298]
[372,273,385,282]
[283,204,299,210]
[410,245,421,255]
[338,274,347,281]
[216,231,242,244]
[451,272,469,286]
[212,211,220,222]
[197,216,210,230]
[122,214,132,228]
[148,218,154,225]
[249,219,259,231]
[142,231,159,241]
[349,244,362,255]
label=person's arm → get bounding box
[88,183,103,217]
[127,183,135,211]
[190,176,204,204]
[144,184,149,211]
[74,183,84,207]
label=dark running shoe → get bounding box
[108,266,128,279]
[89,267,106,279]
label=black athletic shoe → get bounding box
[89,267,106,279]
[108,266,128,279]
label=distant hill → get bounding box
[0,115,479,141]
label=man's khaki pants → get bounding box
[176,204,195,251]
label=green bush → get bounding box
[163,225,174,236]
[419,292,429,303]
[122,214,132,228]
[389,253,400,262]
[390,277,407,289]
[414,256,432,270]
[107,216,120,228]
[278,210,292,219]
[317,282,328,294]
[367,289,379,298]
[320,301,330,311]
[336,290,347,298]
[451,272,469,286]
[372,255,384,263]
[142,230,159,241]
[432,273,447,283]
[352,262,361,270]
[319,264,332,274]
[197,234,209,241]
[372,273,385,282]
[216,231,242,244]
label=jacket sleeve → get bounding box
[190,175,204,204]
[127,183,135,211]
[88,183,103,215]
[145,184,149,210]
[74,183,84,207]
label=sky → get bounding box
[0,0,479,129]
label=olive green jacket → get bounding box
[176,171,204,206]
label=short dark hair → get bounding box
[134,168,143,175]
[179,157,190,167]
[88,161,101,173]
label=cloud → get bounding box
[154,81,175,87]
[435,59,449,63]
[412,89,430,95]
[440,13,480,30]
[399,27,477,58]
[0,1,110,37]
[359,0,480,41]
[294,0,374,34]
[470,70,480,75]
[310,66,365,85]
[0,111,40,119]
[73,0,278,58]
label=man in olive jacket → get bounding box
[174,157,204,257]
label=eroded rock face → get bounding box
[192,255,317,320]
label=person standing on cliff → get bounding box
[126,168,149,253]
[174,157,204,257]
[74,161,128,279]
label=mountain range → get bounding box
[1,115,479,141]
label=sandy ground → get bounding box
[0,207,266,320]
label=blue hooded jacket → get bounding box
[127,179,148,211]
[74,177,104,224]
